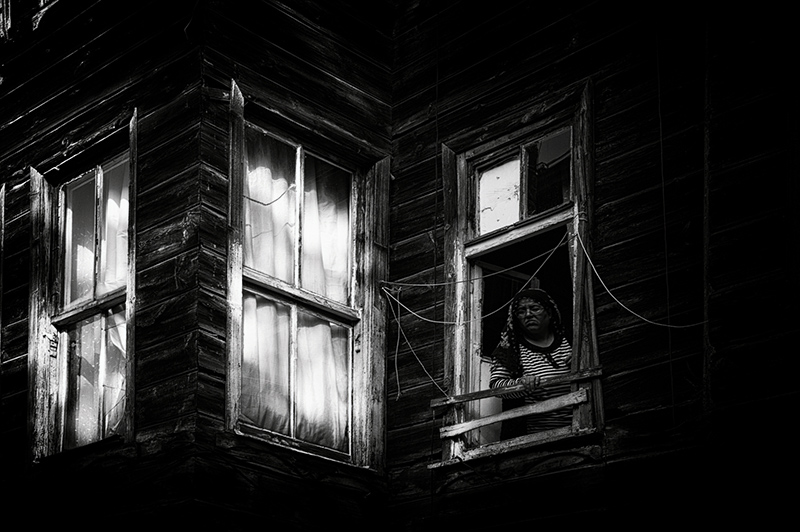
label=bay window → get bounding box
[30,133,134,458]
[226,84,387,468]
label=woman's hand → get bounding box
[518,375,541,392]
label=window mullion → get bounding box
[289,304,298,439]
[519,145,528,220]
[295,146,304,289]
[98,314,108,439]
[56,326,69,452]
[93,165,103,301]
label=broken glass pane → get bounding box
[478,158,520,235]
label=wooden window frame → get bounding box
[29,112,137,460]
[1,184,4,355]
[435,85,602,466]
[0,0,10,39]
[225,82,388,470]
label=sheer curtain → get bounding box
[64,306,126,449]
[99,160,130,295]
[296,312,349,452]
[65,174,96,304]
[243,131,296,282]
[301,155,350,303]
[241,130,351,451]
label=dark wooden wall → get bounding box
[1,0,393,527]
[385,1,798,529]
[1,0,797,529]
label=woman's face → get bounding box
[515,297,551,339]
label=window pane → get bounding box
[526,129,571,215]
[244,129,297,283]
[64,314,101,448]
[301,155,351,303]
[296,311,350,452]
[64,174,96,304]
[103,306,127,438]
[478,158,520,235]
[98,158,130,296]
[240,293,291,435]
[64,305,127,449]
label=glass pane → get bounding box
[301,155,351,303]
[526,129,571,215]
[64,173,96,304]
[98,157,130,296]
[296,310,350,452]
[103,305,127,438]
[240,293,291,435]
[64,305,127,449]
[65,314,102,449]
[244,128,297,283]
[478,158,520,235]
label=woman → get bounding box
[488,288,572,434]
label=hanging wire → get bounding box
[576,231,705,329]
[382,229,705,330]
[382,229,564,326]
[655,31,676,426]
[386,285,449,398]
[392,290,403,400]
[383,235,569,289]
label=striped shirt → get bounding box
[490,337,573,434]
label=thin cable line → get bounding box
[382,230,705,330]
[385,287,449,398]
[382,233,556,328]
[393,291,403,400]
[655,32,676,426]
[383,229,563,326]
[576,231,704,329]
[384,232,569,289]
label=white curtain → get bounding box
[98,160,130,295]
[103,306,127,437]
[64,159,129,304]
[64,306,126,449]
[243,131,296,281]
[241,294,291,435]
[65,175,95,304]
[295,311,349,452]
[301,156,350,303]
[241,131,351,451]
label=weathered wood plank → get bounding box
[431,368,603,408]
[136,372,198,429]
[207,0,391,105]
[440,389,588,439]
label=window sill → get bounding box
[32,434,133,465]
[216,425,378,472]
[428,426,599,469]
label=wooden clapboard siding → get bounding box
[382,1,792,528]
[202,0,392,159]
[0,0,796,528]
[0,173,29,474]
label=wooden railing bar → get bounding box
[439,389,588,439]
[430,367,601,409]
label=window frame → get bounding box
[0,0,10,40]
[29,113,137,460]
[437,84,602,466]
[225,82,388,470]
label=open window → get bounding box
[435,86,601,466]
[226,84,388,468]
[29,117,136,459]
